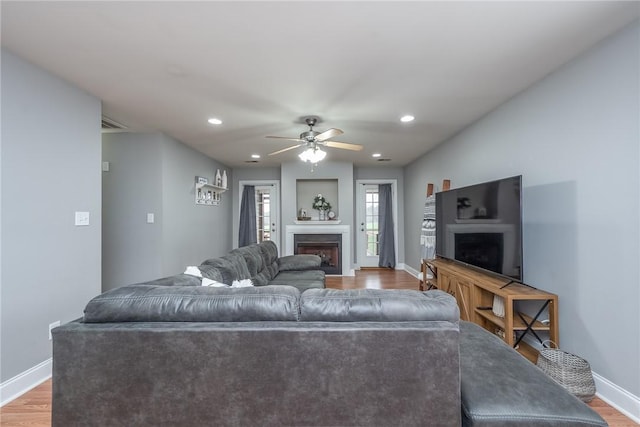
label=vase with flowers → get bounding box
[312,194,332,221]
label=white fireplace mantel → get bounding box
[285,224,354,276]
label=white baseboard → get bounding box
[351,265,405,274]
[404,264,420,279]
[0,358,52,406]
[593,371,640,423]
[520,335,639,423]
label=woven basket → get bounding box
[536,341,596,402]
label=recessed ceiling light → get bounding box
[400,115,415,123]
[251,154,261,159]
[207,118,222,125]
[372,153,382,158]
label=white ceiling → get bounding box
[2,1,638,168]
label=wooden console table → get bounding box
[424,258,559,363]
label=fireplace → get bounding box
[294,234,342,275]
[285,224,352,276]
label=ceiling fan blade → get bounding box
[265,136,304,143]
[268,144,303,156]
[314,128,344,142]
[324,141,364,151]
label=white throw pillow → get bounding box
[184,266,202,277]
[231,279,254,288]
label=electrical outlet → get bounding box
[49,320,60,340]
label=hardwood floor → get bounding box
[1,379,52,427]
[2,269,637,426]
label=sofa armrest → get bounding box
[278,254,321,271]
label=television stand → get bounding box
[425,258,559,363]
[500,279,536,290]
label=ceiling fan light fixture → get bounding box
[207,118,223,125]
[400,115,415,123]
[299,147,326,164]
[372,153,382,158]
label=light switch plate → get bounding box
[146,213,155,224]
[75,211,90,226]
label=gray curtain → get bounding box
[238,185,256,247]
[378,184,396,268]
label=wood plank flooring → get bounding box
[2,269,637,427]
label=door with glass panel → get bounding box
[238,182,280,249]
[254,184,279,248]
[356,184,380,267]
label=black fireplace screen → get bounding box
[294,234,342,275]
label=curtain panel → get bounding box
[378,184,396,268]
[238,185,257,247]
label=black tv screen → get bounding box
[435,175,523,281]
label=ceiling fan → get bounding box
[266,117,363,157]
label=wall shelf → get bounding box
[195,176,227,206]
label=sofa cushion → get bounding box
[259,240,280,281]
[231,244,265,282]
[83,285,301,323]
[278,254,322,271]
[201,253,251,284]
[268,270,326,291]
[300,289,459,322]
[259,240,279,265]
[459,321,607,427]
[197,264,225,283]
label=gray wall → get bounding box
[281,161,354,234]
[102,133,232,291]
[1,50,102,382]
[281,161,354,266]
[102,134,163,290]
[160,134,232,274]
[403,23,639,395]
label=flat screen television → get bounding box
[435,175,523,281]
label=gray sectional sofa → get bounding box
[202,240,326,291]
[121,240,326,292]
[51,241,607,426]
[53,287,462,426]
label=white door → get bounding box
[239,181,280,248]
[356,184,381,267]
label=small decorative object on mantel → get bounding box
[297,209,311,221]
[312,194,332,221]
